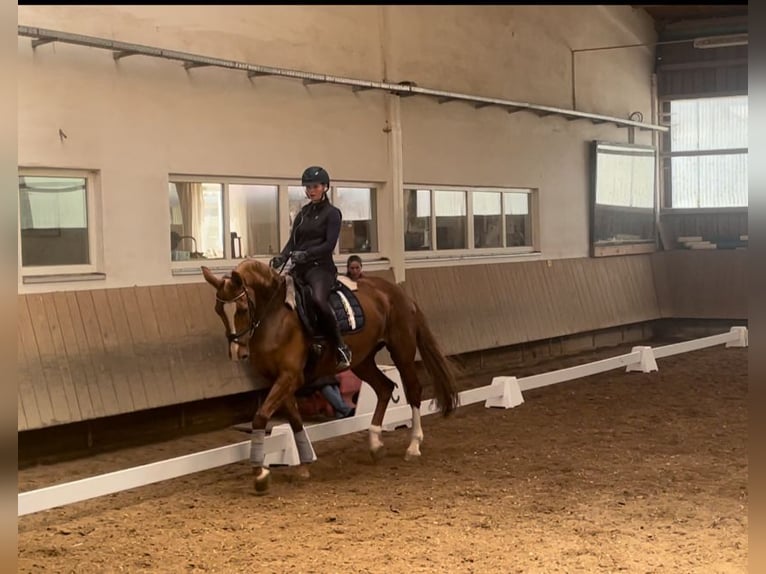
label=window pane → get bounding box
[404,189,432,251]
[671,154,748,208]
[670,96,748,152]
[594,149,655,208]
[503,192,532,247]
[334,187,376,253]
[287,186,308,227]
[434,190,466,250]
[229,184,279,257]
[473,191,502,248]
[19,175,89,266]
[169,182,224,260]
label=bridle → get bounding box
[216,287,257,345]
[216,270,286,346]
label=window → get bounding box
[473,191,502,248]
[170,177,378,266]
[229,184,279,258]
[18,170,98,273]
[504,192,533,247]
[404,189,432,251]
[661,95,747,208]
[169,182,224,260]
[335,187,376,253]
[404,186,536,254]
[435,190,467,250]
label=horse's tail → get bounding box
[414,303,460,417]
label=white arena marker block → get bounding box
[263,424,300,467]
[625,346,658,373]
[484,376,524,409]
[725,326,748,348]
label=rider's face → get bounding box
[305,183,327,203]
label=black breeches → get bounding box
[303,266,341,342]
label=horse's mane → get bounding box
[235,258,283,293]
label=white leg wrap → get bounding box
[250,429,266,466]
[406,407,424,458]
[369,424,384,451]
[294,428,317,464]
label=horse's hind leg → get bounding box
[280,396,316,480]
[351,356,396,462]
[388,346,425,462]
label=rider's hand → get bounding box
[269,255,285,269]
[292,251,309,264]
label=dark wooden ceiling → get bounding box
[635,5,748,25]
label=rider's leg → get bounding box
[305,266,352,371]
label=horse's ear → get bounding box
[230,270,244,289]
[201,266,223,289]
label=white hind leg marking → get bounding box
[404,406,424,461]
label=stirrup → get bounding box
[335,345,352,372]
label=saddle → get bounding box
[291,274,365,343]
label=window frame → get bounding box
[169,174,381,274]
[403,184,539,261]
[18,167,102,278]
[659,94,748,210]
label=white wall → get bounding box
[17,5,657,293]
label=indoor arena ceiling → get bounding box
[635,5,748,26]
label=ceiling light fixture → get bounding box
[693,34,748,49]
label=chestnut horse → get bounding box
[201,259,459,494]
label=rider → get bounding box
[270,166,352,372]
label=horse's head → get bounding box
[201,266,255,361]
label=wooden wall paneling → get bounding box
[17,322,37,431]
[160,284,204,402]
[25,294,74,425]
[41,293,83,423]
[17,297,54,427]
[134,287,178,406]
[52,292,97,421]
[89,289,136,416]
[74,291,120,418]
[105,288,149,412]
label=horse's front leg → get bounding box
[251,372,299,495]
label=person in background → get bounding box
[317,376,355,419]
[345,255,364,281]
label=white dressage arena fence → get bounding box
[18,326,747,517]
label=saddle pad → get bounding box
[330,282,365,334]
[292,278,365,336]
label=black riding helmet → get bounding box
[301,166,330,187]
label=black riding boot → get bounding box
[328,318,352,372]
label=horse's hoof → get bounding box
[370,446,387,463]
[295,466,311,480]
[254,469,271,495]
[404,451,422,462]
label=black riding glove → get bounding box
[270,255,285,269]
[292,251,310,264]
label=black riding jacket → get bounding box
[280,196,342,273]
